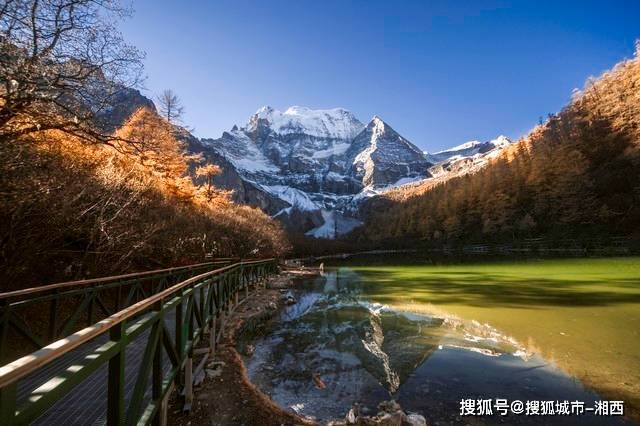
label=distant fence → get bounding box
[0,258,277,425]
[438,237,640,255]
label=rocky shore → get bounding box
[167,271,314,425]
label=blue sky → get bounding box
[120,0,640,152]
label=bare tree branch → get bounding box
[156,89,184,124]
[0,0,145,143]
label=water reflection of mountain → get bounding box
[247,269,613,423]
[259,269,445,397]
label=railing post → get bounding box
[209,314,217,355]
[175,294,184,390]
[48,292,59,342]
[227,273,233,316]
[152,301,164,426]
[107,322,125,426]
[184,295,194,411]
[208,278,217,355]
[87,290,95,326]
[184,348,193,411]
[244,266,249,300]
[0,300,9,363]
[234,268,239,307]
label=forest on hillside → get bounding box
[0,0,288,289]
[353,44,640,248]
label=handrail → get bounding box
[0,258,278,425]
[0,258,273,388]
[0,258,239,363]
[0,258,238,301]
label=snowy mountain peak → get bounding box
[247,105,364,139]
[490,135,512,148]
[445,140,482,152]
[255,105,275,114]
[370,115,388,134]
[425,135,514,164]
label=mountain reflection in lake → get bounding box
[245,268,623,424]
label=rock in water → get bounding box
[312,372,326,389]
[378,411,403,426]
[404,413,427,426]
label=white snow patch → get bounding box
[203,130,278,174]
[261,185,319,211]
[311,142,351,159]
[446,140,482,151]
[305,210,362,239]
[252,106,364,139]
[388,175,427,189]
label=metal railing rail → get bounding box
[0,258,277,425]
[0,259,238,362]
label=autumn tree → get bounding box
[195,163,222,201]
[114,108,194,198]
[157,89,185,124]
[0,0,144,142]
[356,45,640,247]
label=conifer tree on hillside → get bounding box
[355,46,640,245]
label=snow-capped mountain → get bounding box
[194,106,433,238]
[189,106,513,239]
[347,116,429,187]
[426,135,513,178]
[250,106,363,139]
[424,135,512,164]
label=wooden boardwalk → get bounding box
[0,259,276,425]
[23,307,180,425]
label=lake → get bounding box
[245,256,640,424]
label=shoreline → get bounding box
[167,270,318,426]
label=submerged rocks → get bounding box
[281,290,297,305]
[404,413,427,426]
[335,400,427,426]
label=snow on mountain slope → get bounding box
[201,129,278,174]
[250,106,364,139]
[425,135,512,164]
[305,210,363,239]
[197,105,512,239]
[427,135,514,179]
[260,185,319,211]
[348,116,431,187]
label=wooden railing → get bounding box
[0,258,277,425]
[0,259,238,362]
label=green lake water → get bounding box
[246,256,640,424]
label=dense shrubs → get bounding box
[0,108,289,289]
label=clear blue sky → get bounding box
[120,0,640,152]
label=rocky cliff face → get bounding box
[95,87,157,132]
[347,116,430,187]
